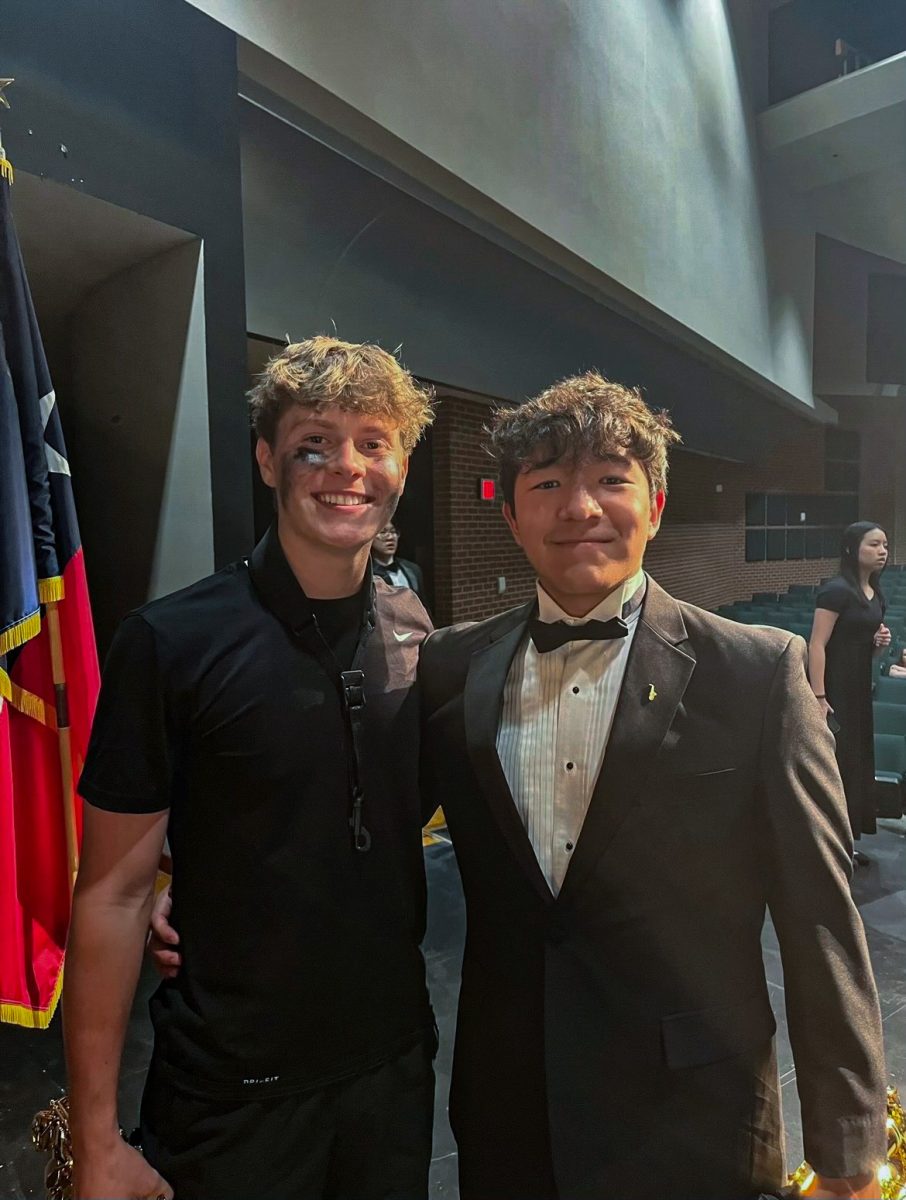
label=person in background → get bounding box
[371,521,427,605]
[809,521,891,866]
[886,647,906,678]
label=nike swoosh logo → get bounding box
[393,631,414,642]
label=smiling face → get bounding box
[255,406,409,557]
[503,452,665,615]
[858,526,888,574]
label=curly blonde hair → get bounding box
[486,371,681,506]
[249,336,435,453]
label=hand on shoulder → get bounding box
[147,885,181,978]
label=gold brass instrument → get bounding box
[788,1086,905,1199]
[31,1096,148,1200]
[33,1085,906,1200]
[31,1096,75,1200]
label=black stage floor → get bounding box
[2,819,905,1198]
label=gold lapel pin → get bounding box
[647,683,657,702]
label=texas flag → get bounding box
[0,166,99,1027]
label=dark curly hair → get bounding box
[486,371,681,508]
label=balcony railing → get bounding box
[834,37,874,78]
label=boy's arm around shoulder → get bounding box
[417,619,480,717]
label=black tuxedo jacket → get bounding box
[372,555,426,605]
[420,578,886,1200]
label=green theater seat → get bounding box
[875,676,906,704]
[873,702,906,737]
[873,733,906,818]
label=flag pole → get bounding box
[0,79,13,186]
[45,601,79,888]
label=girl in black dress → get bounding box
[809,522,891,863]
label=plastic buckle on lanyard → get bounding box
[340,672,371,852]
[340,670,366,712]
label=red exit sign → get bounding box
[478,478,496,501]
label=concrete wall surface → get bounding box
[814,234,906,394]
[189,0,816,409]
[70,242,214,649]
[4,0,251,565]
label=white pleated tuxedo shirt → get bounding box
[496,569,646,895]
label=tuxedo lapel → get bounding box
[558,579,696,906]
[463,602,553,904]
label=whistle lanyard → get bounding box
[295,612,375,853]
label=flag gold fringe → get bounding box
[0,610,41,654]
[422,806,448,847]
[11,685,55,727]
[0,669,57,729]
[0,156,12,186]
[38,576,64,604]
[0,960,64,1029]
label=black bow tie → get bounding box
[529,616,629,654]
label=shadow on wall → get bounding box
[14,176,215,655]
[69,240,214,653]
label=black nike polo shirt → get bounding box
[79,526,434,1095]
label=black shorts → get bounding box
[140,1037,435,1200]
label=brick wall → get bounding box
[831,396,904,562]
[432,391,875,624]
[432,393,536,627]
[646,419,838,609]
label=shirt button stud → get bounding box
[566,842,574,852]
[572,686,579,694]
[566,761,574,771]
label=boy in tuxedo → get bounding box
[419,373,885,1199]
